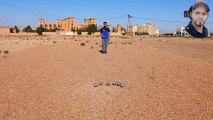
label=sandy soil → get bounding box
[0,36,213,120]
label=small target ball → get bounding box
[112,81,116,85]
[120,84,125,88]
[94,83,98,87]
[106,82,110,86]
[117,82,121,86]
[99,82,103,86]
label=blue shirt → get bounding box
[100,27,110,39]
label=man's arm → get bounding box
[100,28,103,38]
[108,28,110,41]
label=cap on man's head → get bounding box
[103,22,107,24]
[191,1,210,12]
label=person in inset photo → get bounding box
[185,1,210,38]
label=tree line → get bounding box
[14,24,99,35]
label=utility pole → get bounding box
[127,14,133,36]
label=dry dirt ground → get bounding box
[0,36,213,120]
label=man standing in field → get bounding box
[100,22,110,54]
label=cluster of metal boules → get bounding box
[94,81,124,88]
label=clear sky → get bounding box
[0,0,212,32]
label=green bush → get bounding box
[36,26,46,35]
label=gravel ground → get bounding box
[0,36,213,120]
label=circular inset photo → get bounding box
[185,1,210,38]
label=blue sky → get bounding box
[0,0,212,32]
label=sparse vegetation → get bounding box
[77,29,83,35]
[81,43,86,46]
[36,26,46,35]
[121,42,127,45]
[23,25,35,33]
[87,24,98,35]
[15,25,20,33]
[3,50,9,58]
[53,41,57,44]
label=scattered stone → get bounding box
[4,50,9,54]
[99,82,103,86]
[106,82,110,86]
[94,81,125,88]
[120,84,125,88]
[117,82,122,86]
[80,43,86,46]
[94,83,98,87]
[112,81,116,85]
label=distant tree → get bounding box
[23,25,34,32]
[71,28,75,32]
[14,25,20,33]
[87,24,97,35]
[36,26,46,35]
[112,27,116,32]
[77,29,82,35]
[44,29,49,32]
[50,28,58,32]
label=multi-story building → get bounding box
[137,23,159,35]
[0,26,18,34]
[116,24,122,33]
[176,27,189,36]
[127,25,138,35]
[127,23,159,36]
[38,17,96,32]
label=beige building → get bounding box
[39,17,96,32]
[127,23,159,36]
[127,26,138,35]
[99,24,122,33]
[0,26,10,34]
[0,26,18,34]
[117,24,122,33]
[176,27,189,36]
